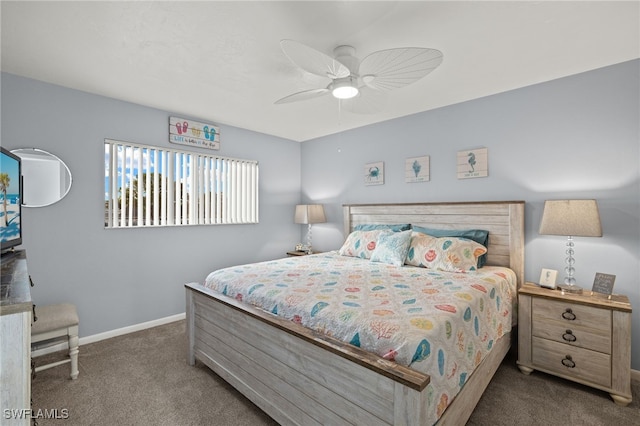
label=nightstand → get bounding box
[517,282,632,405]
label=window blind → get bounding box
[105,139,258,228]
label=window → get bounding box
[104,139,258,228]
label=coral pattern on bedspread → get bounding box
[204,251,516,425]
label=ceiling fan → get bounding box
[275,39,443,114]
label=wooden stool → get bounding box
[31,303,79,380]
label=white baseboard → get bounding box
[32,312,185,357]
[632,369,640,383]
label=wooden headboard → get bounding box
[343,201,525,287]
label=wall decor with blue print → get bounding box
[405,155,430,183]
[457,147,488,179]
[169,116,220,150]
[364,161,384,186]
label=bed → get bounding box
[185,201,525,425]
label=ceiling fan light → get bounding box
[331,77,359,99]
[333,86,359,99]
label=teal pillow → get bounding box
[370,230,412,267]
[411,227,489,267]
[354,223,411,232]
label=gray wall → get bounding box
[1,73,301,337]
[301,60,640,369]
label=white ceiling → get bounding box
[1,1,638,142]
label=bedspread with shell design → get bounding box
[204,251,516,424]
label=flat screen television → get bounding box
[0,146,22,253]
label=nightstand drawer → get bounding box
[532,337,611,388]
[532,298,611,333]
[532,319,611,353]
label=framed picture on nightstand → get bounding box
[539,268,557,289]
[592,272,616,296]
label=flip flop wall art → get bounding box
[169,116,220,150]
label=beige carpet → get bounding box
[31,320,639,425]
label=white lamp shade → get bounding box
[539,199,602,237]
[294,204,326,224]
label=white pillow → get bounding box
[338,229,392,259]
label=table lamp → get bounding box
[294,204,326,254]
[539,199,602,294]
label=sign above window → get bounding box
[169,116,220,150]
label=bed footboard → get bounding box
[186,282,511,425]
[186,282,433,425]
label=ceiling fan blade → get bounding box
[341,86,388,114]
[358,48,443,91]
[280,39,351,79]
[275,88,330,104]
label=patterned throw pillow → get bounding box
[338,229,392,259]
[370,230,413,266]
[411,226,489,267]
[405,232,487,272]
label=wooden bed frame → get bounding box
[185,201,525,425]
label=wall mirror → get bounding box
[11,148,72,207]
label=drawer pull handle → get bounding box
[561,308,576,321]
[562,330,577,342]
[561,355,576,368]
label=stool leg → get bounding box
[68,327,79,380]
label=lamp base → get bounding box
[558,284,583,294]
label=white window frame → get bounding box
[104,139,258,228]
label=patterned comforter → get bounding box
[203,251,516,423]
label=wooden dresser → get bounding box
[0,250,32,425]
[517,282,632,406]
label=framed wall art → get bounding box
[365,161,384,186]
[457,147,488,179]
[169,116,220,150]
[405,156,430,183]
